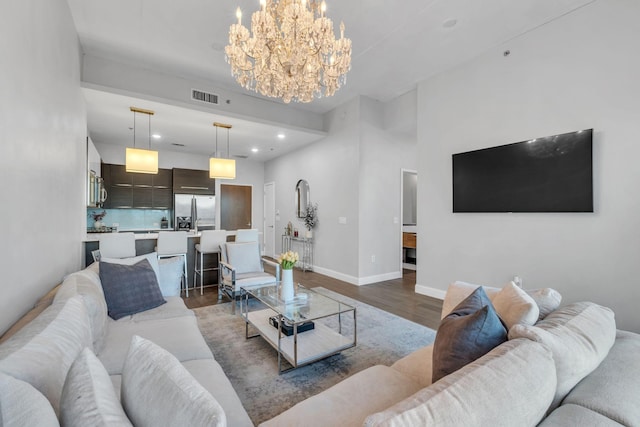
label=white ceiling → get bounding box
[67,0,595,160]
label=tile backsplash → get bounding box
[87,208,171,230]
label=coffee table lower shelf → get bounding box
[246,308,356,372]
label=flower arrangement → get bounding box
[303,203,318,231]
[89,210,107,222]
[277,250,299,270]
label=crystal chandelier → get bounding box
[225,0,352,103]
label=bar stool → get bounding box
[235,228,259,243]
[193,230,227,295]
[156,231,189,296]
[99,233,136,259]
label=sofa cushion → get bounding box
[526,288,562,320]
[560,330,640,426]
[158,256,184,297]
[365,338,556,427]
[538,404,624,427]
[128,296,194,323]
[182,359,253,427]
[440,281,501,319]
[60,348,132,427]
[0,372,59,427]
[432,287,507,383]
[390,344,434,388]
[491,281,539,329]
[98,315,213,375]
[0,296,91,415]
[259,365,423,427]
[54,269,109,353]
[121,336,226,427]
[99,259,166,320]
[509,302,616,409]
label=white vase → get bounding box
[305,229,313,239]
[281,269,294,302]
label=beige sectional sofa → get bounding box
[262,282,640,427]
[0,264,253,427]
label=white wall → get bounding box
[265,98,361,281]
[416,0,640,332]
[265,95,417,284]
[0,0,86,334]
[94,143,265,233]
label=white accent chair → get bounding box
[98,233,136,259]
[194,230,227,296]
[234,228,259,243]
[156,231,189,296]
[219,241,280,313]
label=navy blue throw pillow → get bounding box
[432,286,507,383]
[99,258,166,320]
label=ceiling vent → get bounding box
[234,154,249,159]
[191,89,219,105]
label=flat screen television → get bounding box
[452,129,593,213]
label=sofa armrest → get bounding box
[390,344,434,388]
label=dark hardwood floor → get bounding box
[183,267,442,330]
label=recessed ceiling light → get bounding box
[251,148,259,153]
[277,133,285,139]
[152,134,161,139]
[443,18,457,28]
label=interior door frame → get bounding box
[263,181,276,258]
[400,168,418,273]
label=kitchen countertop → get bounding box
[82,230,242,243]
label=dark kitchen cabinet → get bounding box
[173,168,215,195]
[102,164,174,209]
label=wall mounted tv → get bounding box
[452,129,593,213]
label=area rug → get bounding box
[193,287,435,425]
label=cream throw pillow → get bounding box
[509,302,616,409]
[0,372,59,427]
[526,288,562,320]
[440,281,501,319]
[60,348,132,427]
[121,336,226,427]
[492,281,540,329]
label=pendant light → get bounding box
[126,107,158,174]
[210,122,236,179]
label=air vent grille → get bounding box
[191,89,219,105]
[234,154,249,159]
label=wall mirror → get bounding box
[295,179,310,218]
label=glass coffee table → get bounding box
[240,282,357,373]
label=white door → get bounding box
[264,182,276,257]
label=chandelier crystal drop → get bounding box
[225,0,352,103]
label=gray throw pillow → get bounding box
[99,259,166,320]
[432,286,507,383]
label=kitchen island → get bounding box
[83,230,249,292]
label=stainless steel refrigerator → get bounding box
[174,194,216,231]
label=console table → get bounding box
[281,235,313,271]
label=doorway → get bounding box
[220,184,252,231]
[264,182,276,258]
[401,169,417,273]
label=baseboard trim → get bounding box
[357,271,402,286]
[310,267,403,286]
[415,284,446,300]
[312,266,360,286]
